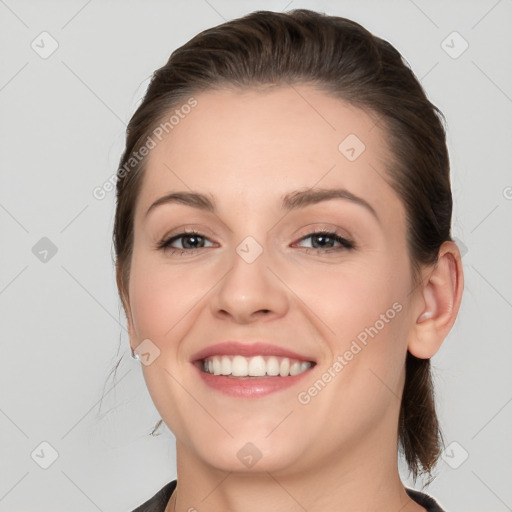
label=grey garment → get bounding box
[131,480,447,511]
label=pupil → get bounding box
[313,234,333,248]
[184,235,203,249]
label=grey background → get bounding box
[1,0,511,511]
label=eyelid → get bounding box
[292,228,355,250]
[292,222,354,243]
[158,225,216,243]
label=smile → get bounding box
[200,355,313,377]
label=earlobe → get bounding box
[407,241,464,359]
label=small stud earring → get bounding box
[130,346,140,360]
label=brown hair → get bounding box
[111,9,451,483]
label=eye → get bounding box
[294,229,355,252]
[157,230,214,254]
[156,228,355,256]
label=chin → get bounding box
[191,435,306,474]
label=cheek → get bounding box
[128,252,205,341]
[289,254,410,392]
[127,252,207,439]
[284,254,407,339]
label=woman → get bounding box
[114,9,464,512]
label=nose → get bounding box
[209,242,289,324]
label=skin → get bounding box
[124,85,464,512]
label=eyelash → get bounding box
[156,228,355,255]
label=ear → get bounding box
[407,241,464,359]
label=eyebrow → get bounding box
[145,187,379,223]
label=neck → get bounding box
[167,428,426,512]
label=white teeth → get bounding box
[232,355,248,377]
[279,358,290,377]
[248,355,266,376]
[212,357,222,375]
[221,356,231,375]
[202,355,313,377]
[289,361,301,376]
[266,356,280,376]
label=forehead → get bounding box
[135,85,404,226]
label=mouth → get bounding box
[194,354,315,378]
[190,341,317,398]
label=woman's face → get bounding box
[127,85,420,474]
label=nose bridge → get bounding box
[210,232,288,322]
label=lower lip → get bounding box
[193,362,315,398]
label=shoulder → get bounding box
[405,487,447,512]
[130,480,177,512]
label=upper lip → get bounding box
[191,341,316,363]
